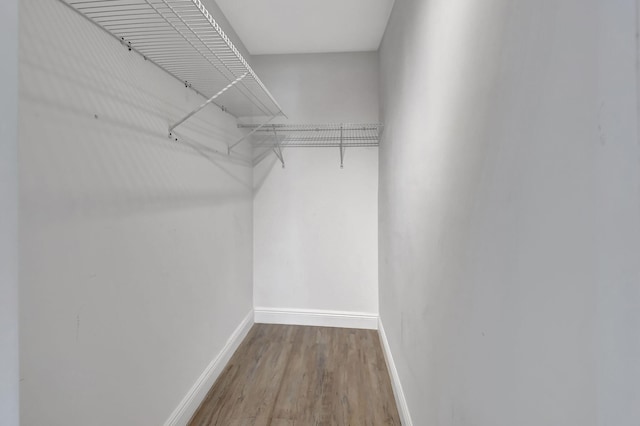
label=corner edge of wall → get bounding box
[378,318,413,426]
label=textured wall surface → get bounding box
[252,53,379,315]
[19,2,254,425]
[378,0,640,424]
[0,0,19,424]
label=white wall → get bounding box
[0,0,19,424]
[251,53,380,123]
[379,0,640,425]
[19,2,254,425]
[252,53,379,318]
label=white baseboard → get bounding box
[378,318,413,426]
[254,307,378,330]
[164,310,254,426]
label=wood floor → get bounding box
[189,324,401,426]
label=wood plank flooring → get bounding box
[189,324,401,426]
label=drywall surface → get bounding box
[19,2,254,425]
[251,53,380,124]
[252,53,379,315]
[0,0,19,424]
[253,148,379,314]
[378,0,640,425]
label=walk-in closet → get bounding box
[2,0,640,425]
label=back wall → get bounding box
[252,52,380,323]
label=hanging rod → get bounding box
[60,0,285,120]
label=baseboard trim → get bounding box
[254,307,378,330]
[378,318,413,426]
[164,310,254,426]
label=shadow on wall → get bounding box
[253,153,280,197]
[20,1,253,224]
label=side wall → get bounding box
[379,0,640,425]
[252,53,380,322]
[0,0,19,424]
[19,2,254,425]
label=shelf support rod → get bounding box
[169,72,247,135]
[339,124,345,168]
[272,127,285,168]
[229,115,276,154]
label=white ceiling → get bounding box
[215,0,396,55]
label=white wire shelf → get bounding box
[239,123,383,168]
[239,123,382,147]
[61,0,284,120]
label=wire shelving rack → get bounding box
[60,0,285,152]
[240,123,383,168]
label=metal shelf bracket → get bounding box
[228,114,277,155]
[272,127,285,168]
[169,73,248,137]
[339,125,345,168]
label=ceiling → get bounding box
[214,0,396,55]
